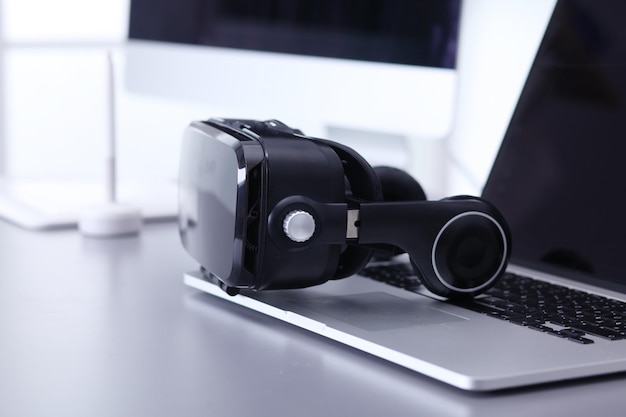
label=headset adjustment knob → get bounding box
[283,210,316,242]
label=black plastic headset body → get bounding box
[179,118,511,299]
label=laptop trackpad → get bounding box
[290,292,465,332]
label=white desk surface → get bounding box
[0,219,625,416]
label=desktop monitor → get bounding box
[125,0,463,197]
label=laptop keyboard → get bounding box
[359,264,626,345]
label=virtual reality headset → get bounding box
[179,118,510,299]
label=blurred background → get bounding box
[0,0,555,213]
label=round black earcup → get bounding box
[374,166,427,202]
[428,211,507,297]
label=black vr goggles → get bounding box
[179,118,510,299]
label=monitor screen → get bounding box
[129,0,459,68]
[125,0,463,196]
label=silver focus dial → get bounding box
[283,210,316,242]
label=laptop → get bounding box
[184,0,626,391]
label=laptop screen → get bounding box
[482,0,626,293]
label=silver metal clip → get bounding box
[347,209,360,239]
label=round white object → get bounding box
[79,203,143,237]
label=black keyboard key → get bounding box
[509,317,547,327]
[527,323,554,333]
[566,336,595,345]
[557,328,586,338]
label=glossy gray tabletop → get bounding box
[0,220,624,416]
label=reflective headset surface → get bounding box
[179,118,511,299]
